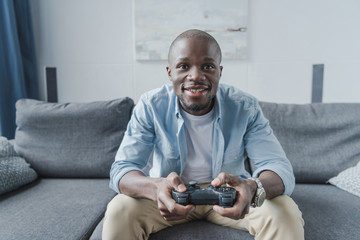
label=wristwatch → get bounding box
[248,177,266,207]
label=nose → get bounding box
[186,67,202,81]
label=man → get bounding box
[103,29,304,239]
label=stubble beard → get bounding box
[178,94,215,113]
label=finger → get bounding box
[212,190,249,220]
[213,205,238,219]
[164,204,195,219]
[212,172,240,187]
[211,172,226,186]
[158,199,195,221]
[158,196,176,214]
[213,204,246,220]
[158,191,194,216]
[167,172,186,192]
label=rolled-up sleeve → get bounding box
[109,97,155,193]
[244,100,295,196]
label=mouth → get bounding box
[187,88,205,93]
[182,85,210,96]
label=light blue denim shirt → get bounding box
[110,84,295,196]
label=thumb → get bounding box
[166,172,186,192]
[212,172,240,187]
[176,183,187,193]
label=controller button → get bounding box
[221,197,233,204]
[189,180,197,186]
[177,197,188,205]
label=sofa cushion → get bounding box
[151,220,254,240]
[0,137,37,195]
[90,218,253,240]
[0,178,116,240]
[292,184,360,240]
[328,160,360,197]
[259,102,360,183]
[14,98,134,178]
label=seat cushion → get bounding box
[0,178,116,240]
[90,218,253,240]
[148,220,253,240]
[292,184,360,240]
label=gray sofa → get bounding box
[1,98,359,240]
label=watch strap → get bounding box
[248,177,266,207]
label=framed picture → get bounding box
[134,0,248,60]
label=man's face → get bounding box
[166,38,223,116]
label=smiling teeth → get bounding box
[189,89,204,93]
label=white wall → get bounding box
[30,0,360,104]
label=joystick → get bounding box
[171,181,237,207]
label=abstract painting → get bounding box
[134,0,248,60]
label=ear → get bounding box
[219,66,223,77]
[166,66,172,80]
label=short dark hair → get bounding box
[168,29,222,63]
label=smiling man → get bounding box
[103,29,304,240]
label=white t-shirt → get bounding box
[180,107,214,184]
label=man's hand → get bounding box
[156,172,195,221]
[211,172,257,220]
[119,171,195,221]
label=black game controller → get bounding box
[171,181,237,207]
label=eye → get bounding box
[177,64,188,69]
[203,64,215,70]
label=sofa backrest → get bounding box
[259,102,360,183]
[14,98,134,178]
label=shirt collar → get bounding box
[214,87,223,121]
[175,95,182,119]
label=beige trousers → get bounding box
[102,194,304,240]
